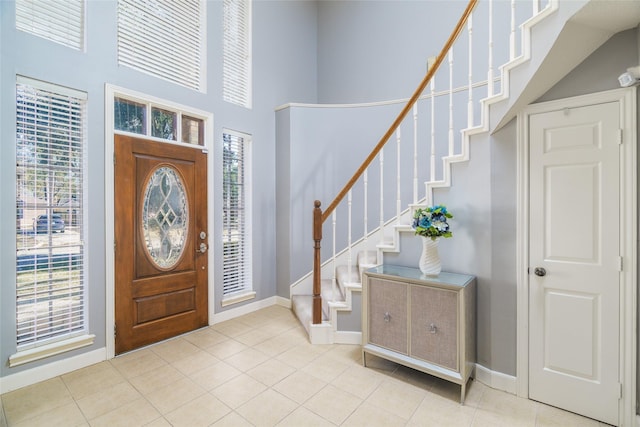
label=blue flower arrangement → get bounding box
[412,205,453,240]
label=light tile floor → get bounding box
[1,305,610,426]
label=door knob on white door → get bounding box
[534,267,546,277]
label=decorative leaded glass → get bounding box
[142,166,188,268]
[151,107,177,140]
[114,97,145,134]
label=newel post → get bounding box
[312,200,323,324]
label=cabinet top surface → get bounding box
[365,265,474,288]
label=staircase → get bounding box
[288,0,632,344]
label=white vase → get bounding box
[419,236,441,276]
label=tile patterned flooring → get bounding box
[1,305,609,426]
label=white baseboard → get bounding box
[334,331,362,345]
[474,363,517,395]
[211,296,280,323]
[0,348,106,394]
[275,296,291,308]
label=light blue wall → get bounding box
[0,0,318,379]
[315,0,525,104]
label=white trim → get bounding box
[516,88,637,426]
[9,334,95,368]
[309,322,334,345]
[474,363,517,395]
[221,291,256,307]
[104,84,215,359]
[274,78,500,112]
[16,75,87,99]
[211,296,279,324]
[275,296,291,309]
[0,347,105,394]
[334,331,362,345]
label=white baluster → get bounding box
[396,127,401,224]
[467,12,474,128]
[363,169,368,245]
[430,77,436,183]
[510,0,516,60]
[347,189,353,284]
[488,0,494,97]
[412,102,418,204]
[448,49,454,157]
[379,149,384,246]
[332,210,336,302]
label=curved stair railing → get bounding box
[311,0,478,324]
[297,0,558,333]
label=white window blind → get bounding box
[16,0,85,51]
[223,0,252,108]
[16,77,87,349]
[223,131,252,297]
[117,0,204,91]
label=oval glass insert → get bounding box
[142,166,189,269]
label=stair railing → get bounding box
[311,0,478,324]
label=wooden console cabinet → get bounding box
[362,265,476,403]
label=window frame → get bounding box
[117,0,207,92]
[221,129,254,306]
[15,0,86,51]
[10,76,94,367]
[223,0,252,109]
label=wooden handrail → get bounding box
[321,0,477,224]
[312,0,478,325]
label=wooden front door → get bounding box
[528,101,620,425]
[115,134,208,354]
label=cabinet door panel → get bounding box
[410,286,458,370]
[369,278,408,354]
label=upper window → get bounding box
[15,77,87,350]
[16,0,85,51]
[223,0,252,108]
[117,0,205,91]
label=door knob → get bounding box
[534,267,546,277]
[197,242,207,254]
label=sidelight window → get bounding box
[222,130,254,304]
[15,77,88,352]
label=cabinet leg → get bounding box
[362,350,367,367]
[460,382,466,405]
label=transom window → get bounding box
[114,97,204,145]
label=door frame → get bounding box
[515,87,637,425]
[104,84,215,359]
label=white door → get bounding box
[528,101,620,425]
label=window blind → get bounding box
[16,0,85,51]
[117,0,204,91]
[222,131,251,296]
[223,0,252,108]
[16,77,87,349]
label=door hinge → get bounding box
[617,256,623,272]
[114,324,117,337]
[618,129,623,145]
[618,382,623,399]
[113,152,116,165]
